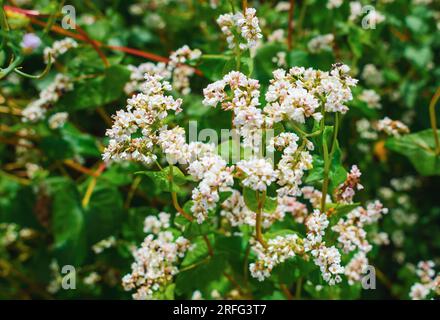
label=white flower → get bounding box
[43,38,78,63]
[217,8,262,51]
[122,231,190,300]
[359,89,381,109]
[249,234,303,281]
[361,64,384,86]
[376,117,409,137]
[307,34,334,54]
[345,251,369,285]
[327,0,343,9]
[237,158,276,191]
[48,112,68,129]
[143,212,171,234]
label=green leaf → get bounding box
[243,187,277,213]
[135,166,188,192]
[83,184,124,246]
[56,65,130,111]
[199,55,231,81]
[60,123,100,158]
[386,129,440,176]
[46,177,87,266]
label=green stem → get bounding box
[297,0,307,36]
[320,135,330,212]
[169,165,194,222]
[295,277,303,299]
[255,190,267,247]
[320,113,340,212]
[429,87,440,155]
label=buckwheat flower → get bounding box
[143,212,171,234]
[361,64,384,86]
[22,100,46,122]
[275,1,291,11]
[157,126,189,165]
[311,244,344,285]
[302,186,331,209]
[371,232,390,246]
[249,234,303,281]
[365,9,386,26]
[359,89,381,109]
[48,112,68,129]
[307,34,334,54]
[92,236,116,254]
[237,157,276,192]
[277,195,308,223]
[332,218,371,253]
[356,119,378,140]
[103,74,182,165]
[124,62,170,94]
[409,283,430,300]
[268,29,285,43]
[304,209,329,248]
[83,272,101,286]
[188,154,234,223]
[264,69,321,125]
[235,8,263,50]
[376,117,409,137]
[349,1,363,21]
[122,231,190,300]
[220,190,285,228]
[217,13,236,49]
[416,261,436,283]
[345,251,369,285]
[221,190,254,227]
[217,8,262,51]
[272,51,287,67]
[334,165,364,203]
[22,74,74,122]
[327,0,343,9]
[43,38,78,63]
[191,290,204,300]
[21,33,41,52]
[276,145,313,197]
[167,45,201,95]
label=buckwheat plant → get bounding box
[102,6,390,300]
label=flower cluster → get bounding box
[122,231,190,299]
[361,64,384,86]
[203,71,263,150]
[167,45,202,95]
[376,117,410,137]
[43,38,78,63]
[344,251,369,285]
[304,210,345,285]
[221,190,285,228]
[102,74,182,164]
[188,153,235,223]
[48,112,68,129]
[359,89,381,109]
[334,165,363,203]
[332,201,388,255]
[217,8,262,50]
[409,261,440,300]
[144,212,171,234]
[273,133,314,197]
[237,158,276,192]
[307,34,334,54]
[265,64,357,124]
[249,234,303,281]
[22,74,73,122]
[124,62,170,94]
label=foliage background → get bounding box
[0,0,439,299]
